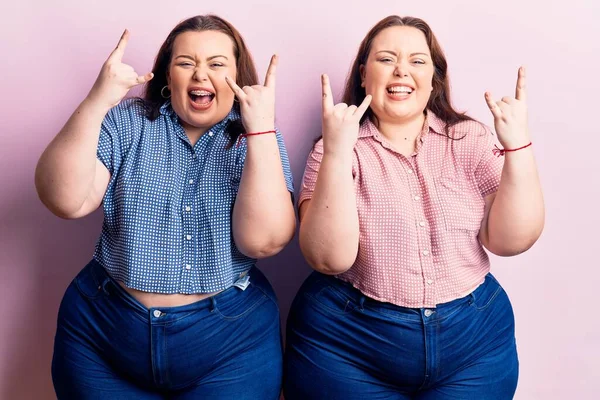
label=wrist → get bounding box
[323,146,354,163]
[493,141,532,157]
[244,120,275,134]
[498,131,531,149]
[236,129,277,148]
[82,95,113,116]
[323,140,355,157]
[84,90,115,114]
[245,128,275,135]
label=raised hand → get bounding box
[485,66,530,149]
[225,55,277,133]
[321,74,371,155]
[88,30,154,109]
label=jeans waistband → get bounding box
[87,259,255,317]
[314,271,499,319]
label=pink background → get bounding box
[1,0,598,398]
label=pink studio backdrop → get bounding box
[1,0,598,398]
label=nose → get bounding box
[394,60,409,78]
[193,66,209,82]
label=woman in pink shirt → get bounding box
[283,15,544,399]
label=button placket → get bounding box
[406,158,436,305]
[181,148,200,290]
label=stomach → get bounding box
[119,282,222,308]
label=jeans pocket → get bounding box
[74,261,105,300]
[469,276,503,311]
[307,284,358,316]
[214,284,269,320]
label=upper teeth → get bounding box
[388,86,413,93]
[190,90,212,96]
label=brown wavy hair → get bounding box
[344,15,473,138]
[137,15,258,144]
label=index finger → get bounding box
[264,54,277,88]
[515,66,527,101]
[109,29,129,62]
[321,74,334,113]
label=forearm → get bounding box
[232,134,295,258]
[299,151,359,274]
[485,148,545,255]
[35,97,110,215]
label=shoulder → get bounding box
[447,119,496,153]
[111,98,147,117]
[449,118,490,139]
[104,98,152,130]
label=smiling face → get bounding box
[360,26,435,125]
[167,30,237,133]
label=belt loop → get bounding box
[209,296,217,312]
[101,277,112,296]
[359,296,365,311]
[468,291,476,305]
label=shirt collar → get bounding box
[358,109,444,139]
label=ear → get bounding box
[165,63,171,86]
[359,64,366,87]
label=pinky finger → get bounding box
[136,72,154,85]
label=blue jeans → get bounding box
[52,259,283,399]
[283,271,518,399]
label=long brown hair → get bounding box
[138,15,258,144]
[344,15,473,138]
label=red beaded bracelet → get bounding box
[236,130,276,148]
[492,142,532,157]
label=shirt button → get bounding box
[189,179,194,184]
[424,309,433,317]
[414,195,421,201]
[422,250,430,256]
[153,310,162,318]
[185,264,191,270]
[407,169,413,174]
[208,131,214,137]
[186,235,192,240]
[426,279,433,285]
[185,206,191,212]
[419,221,426,227]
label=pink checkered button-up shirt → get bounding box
[299,111,504,308]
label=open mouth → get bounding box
[188,89,215,108]
[386,85,414,98]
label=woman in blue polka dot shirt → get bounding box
[36,15,295,399]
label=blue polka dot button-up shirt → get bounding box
[93,99,294,294]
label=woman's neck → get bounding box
[375,112,426,144]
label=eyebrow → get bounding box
[375,50,430,57]
[174,54,229,61]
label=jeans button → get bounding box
[153,310,162,318]
[424,309,433,317]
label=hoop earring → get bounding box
[161,86,171,99]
